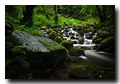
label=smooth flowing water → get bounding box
[47,27,115,79]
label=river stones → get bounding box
[69,65,96,79]
[6,30,68,68]
[100,36,115,53]
[69,48,85,56]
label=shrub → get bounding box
[5,46,30,68]
[54,36,63,44]
[60,40,73,50]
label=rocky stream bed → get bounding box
[5,26,115,79]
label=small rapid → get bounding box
[60,26,115,68]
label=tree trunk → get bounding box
[96,5,103,23]
[20,5,35,27]
[54,5,58,25]
[102,5,107,22]
[90,6,92,18]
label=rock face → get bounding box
[69,65,96,79]
[6,31,68,67]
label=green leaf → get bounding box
[14,55,30,68]
[12,46,26,55]
[5,59,13,67]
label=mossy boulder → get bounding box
[69,65,96,79]
[49,30,57,40]
[97,30,110,39]
[69,48,85,56]
[92,36,99,43]
[54,36,63,44]
[6,31,68,68]
[100,36,115,53]
[94,38,103,44]
[60,40,73,50]
[84,28,92,33]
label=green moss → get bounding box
[43,42,51,47]
[49,30,57,40]
[100,36,115,51]
[60,40,73,50]
[93,36,99,43]
[100,36,112,47]
[39,40,43,44]
[41,26,46,30]
[69,48,85,56]
[105,47,115,53]
[54,36,63,44]
[94,38,103,44]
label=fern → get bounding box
[14,55,30,68]
[12,46,26,55]
[5,59,13,67]
[5,45,30,68]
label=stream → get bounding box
[9,27,115,79]
[38,27,115,79]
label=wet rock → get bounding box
[100,36,115,53]
[6,31,68,68]
[69,48,85,56]
[69,65,96,79]
[78,37,84,44]
[60,40,73,50]
[54,36,63,44]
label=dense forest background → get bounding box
[5,5,115,37]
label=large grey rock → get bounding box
[6,31,68,67]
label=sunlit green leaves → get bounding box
[12,46,26,55]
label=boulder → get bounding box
[54,36,63,44]
[100,36,115,53]
[69,65,96,79]
[60,40,73,50]
[69,48,85,56]
[6,31,68,68]
[78,37,84,44]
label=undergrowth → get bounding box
[5,45,30,68]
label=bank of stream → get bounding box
[5,27,115,79]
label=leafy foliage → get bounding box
[5,46,30,68]
[5,59,13,67]
[11,46,26,55]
